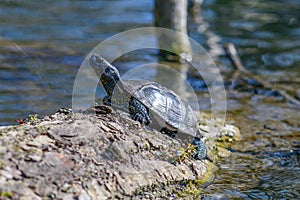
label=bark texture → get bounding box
[0,106,240,199]
[154,0,192,61]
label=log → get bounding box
[224,43,300,107]
[0,106,240,199]
[154,0,192,61]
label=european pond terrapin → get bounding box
[89,54,207,159]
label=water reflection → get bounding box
[0,0,153,125]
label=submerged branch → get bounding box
[223,43,300,107]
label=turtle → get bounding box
[89,54,207,159]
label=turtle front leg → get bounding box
[102,95,111,106]
[129,98,151,125]
[191,138,207,160]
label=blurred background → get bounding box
[0,0,299,198]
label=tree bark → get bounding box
[0,107,240,199]
[154,0,192,61]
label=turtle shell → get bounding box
[121,79,197,136]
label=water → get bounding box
[199,1,300,198]
[0,0,153,124]
[0,0,299,198]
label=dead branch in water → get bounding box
[223,43,300,107]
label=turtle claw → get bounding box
[129,98,151,125]
[103,96,111,106]
[131,113,151,125]
[191,138,207,160]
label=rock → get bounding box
[220,124,241,141]
[217,147,232,158]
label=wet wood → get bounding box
[224,43,300,107]
[154,0,192,61]
[0,106,240,199]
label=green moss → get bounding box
[176,180,203,197]
[175,161,215,197]
[0,191,13,198]
[28,114,39,122]
[34,126,48,134]
[173,143,197,164]
[16,113,39,124]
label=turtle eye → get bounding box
[105,67,117,77]
[103,66,120,82]
[105,67,112,74]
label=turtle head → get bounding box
[89,54,121,96]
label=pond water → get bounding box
[0,0,299,199]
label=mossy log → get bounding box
[0,106,239,199]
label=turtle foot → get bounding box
[191,138,207,160]
[131,113,151,125]
[102,96,111,106]
[129,98,151,125]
